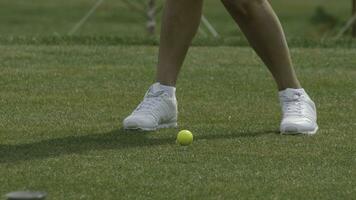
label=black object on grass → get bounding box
[5,191,47,200]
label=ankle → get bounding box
[279,88,305,94]
[158,83,176,97]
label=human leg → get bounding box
[221,0,300,90]
[156,0,204,86]
[221,0,318,134]
[123,0,204,130]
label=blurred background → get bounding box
[0,0,354,44]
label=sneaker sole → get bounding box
[124,122,178,132]
[281,125,319,135]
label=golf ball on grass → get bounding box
[177,130,193,146]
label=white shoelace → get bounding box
[134,91,165,113]
[282,94,305,116]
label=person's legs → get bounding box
[123,0,203,130]
[156,0,204,86]
[124,0,318,134]
[221,0,300,91]
[221,0,318,134]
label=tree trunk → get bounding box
[147,0,156,35]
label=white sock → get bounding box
[280,88,306,94]
[159,83,176,97]
[279,88,312,100]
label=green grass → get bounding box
[1,45,355,199]
[1,35,356,49]
[1,0,355,199]
[0,0,352,39]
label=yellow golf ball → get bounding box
[177,130,193,146]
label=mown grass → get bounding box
[1,0,355,199]
[1,35,356,49]
[0,45,355,199]
[0,0,351,39]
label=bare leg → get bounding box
[221,0,301,90]
[156,0,204,86]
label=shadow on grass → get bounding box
[0,128,278,164]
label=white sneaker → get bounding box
[123,83,178,131]
[279,88,318,135]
